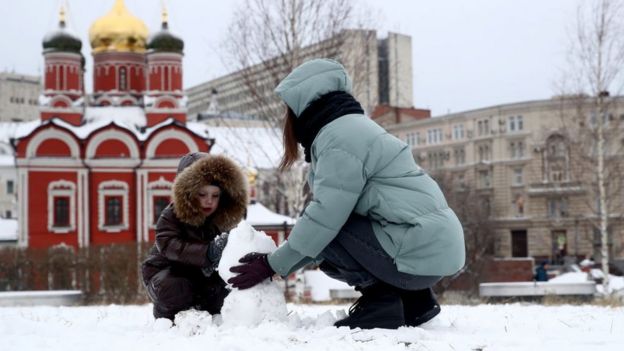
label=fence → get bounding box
[0,243,153,305]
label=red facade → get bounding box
[14,3,212,248]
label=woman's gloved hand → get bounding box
[228,252,275,289]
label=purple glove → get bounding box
[228,252,275,289]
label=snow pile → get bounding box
[303,269,357,301]
[246,202,296,227]
[2,303,623,350]
[0,217,17,241]
[549,272,590,283]
[218,221,288,327]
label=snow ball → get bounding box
[218,221,288,327]
[173,309,213,336]
[218,221,277,283]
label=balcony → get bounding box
[527,181,585,197]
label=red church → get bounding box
[14,1,213,248]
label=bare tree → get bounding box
[432,171,496,295]
[218,0,377,217]
[221,0,377,125]
[556,0,624,293]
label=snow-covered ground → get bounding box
[2,303,622,351]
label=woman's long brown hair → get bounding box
[278,107,299,172]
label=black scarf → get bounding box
[294,91,364,162]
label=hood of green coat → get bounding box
[274,58,352,117]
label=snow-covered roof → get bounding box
[246,202,295,227]
[9,110,210,144]
[83,106,146,130]
[4,113,285,168]
[0,218,17,241]
[198,124,283,169]
[0,120,40,143]
[0,155,14,167]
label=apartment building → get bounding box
[387,97,624,264]
[186,30,413,119]
[0,72,41,122]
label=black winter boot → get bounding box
[334,283,405,329]
[400,288,440,327]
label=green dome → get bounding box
[147,23,184,53]
[43,20,82,54]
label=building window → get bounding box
[5,210,11,218]
[453,147,465,166]
[105,196,123,226]
[478,169,491,188]
[427,128,443,144]
[477,119,490,136]
[509,115,524,132]
[477,143,491,162]
[405,132,419,147]
[148,177,173,229]
[513,167,523,185]
[552,230,568,263]
[513,194,525,217]
[453,124,464,140]
[511,230,528,257]
[589,111,611,128]
[455,173,466,191]
[427,150,446,170]
[6,180,14,194]
[98,180,129,232]
[153,196,170,225]
[53,197,70,227]
[48,180,76,233]
[545,135,569,182]
[510,140,525,159]
[548,197,569,218]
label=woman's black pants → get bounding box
[318,214,441,290]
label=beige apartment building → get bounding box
[387,97,624,264]
[186,29,413,119]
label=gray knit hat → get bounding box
[176,152,209,175]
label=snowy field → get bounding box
[2,303,622,351]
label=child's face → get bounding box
[197,185,221,217]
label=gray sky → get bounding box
[0,0,580,116]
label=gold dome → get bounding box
[89,0,149,53]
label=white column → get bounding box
[17,169,29,247]
[82,170,90,247]
[135,170,143,242]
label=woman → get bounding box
[142,152,248,321]
[228,59,465,329]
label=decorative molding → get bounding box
[145,129,198,159]
[48,179,76,233]
[84,159,141,168]
[26,128,80,159]
[16,158,83,168]
[153,96,179,108]
[147,176,173,229]
[97,180,129,233]
[86,129,140,159]
[48,95,73,108]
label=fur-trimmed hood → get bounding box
[173,154,248,229]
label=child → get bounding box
[141,152,248,321]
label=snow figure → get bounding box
[218,221,288,327]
